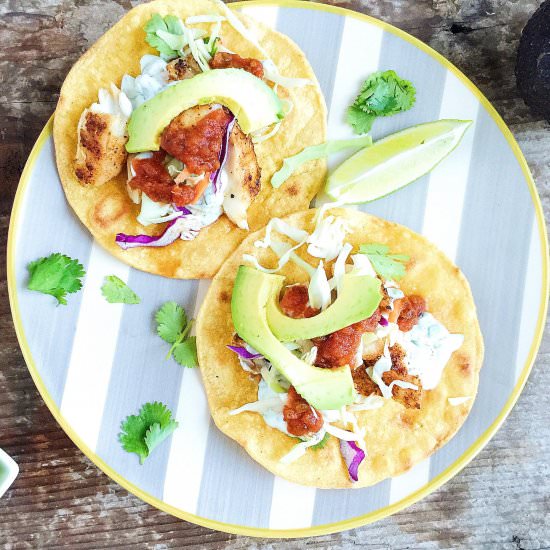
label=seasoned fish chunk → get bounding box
[166,54,201,81]
[74,84,130,186]
[222,123,261,230]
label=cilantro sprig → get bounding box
[311,433,331,450]
[27,253,85,305]
[290,433,331,450]
[347,70,416,134]
[144,14,186,60]
[359,243,410,281]
[155,302,198,368]
[119,402,178,464]
[101,275,140,304]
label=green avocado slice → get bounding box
[126,68,284,153]
[267,272,382,342]
[231,266,355,410]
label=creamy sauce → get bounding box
[402,313,464,390]
[371,311,463,391]
[257,380,291,436]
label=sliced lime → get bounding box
[325,119,472,203]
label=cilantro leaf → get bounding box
[144,13,184,60]
[155,302,197,368]
[144,421,178,455]
[311,433,331,450]
[155,301,187,344]
[348,70,416,134]
[290,432,331,450]
[101,275,140,304]
[119,402,178,464]
[347,105,377,135]
[359,243,410,280]
[172,337,198,368]
[27,253,85,305]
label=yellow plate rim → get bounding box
[7,0,549,538]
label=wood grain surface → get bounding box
[1,1,549,548]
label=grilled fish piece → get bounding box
[166,54,201,81]
[222,123,261,230]
[75,84,130,186]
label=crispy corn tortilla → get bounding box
[196,208,484,488]
[53,0,327,279]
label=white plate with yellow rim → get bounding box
[8,0,548,537]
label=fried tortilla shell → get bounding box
[54,0,326,278]
[196,208,484,488]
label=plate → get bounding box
[7,0,548,537]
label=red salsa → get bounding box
[160,108,233,174]
[279,285,319,319]
[209,52,265,79]
[314,310,381,369]
[129,151,174,204]
[283,386,323,437]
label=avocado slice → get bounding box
[231,266,355,410]
[267,273,382,342]
[126,68,284,153]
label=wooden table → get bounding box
[1,1,549,547]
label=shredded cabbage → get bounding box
[244,203,348,274]
[271,136,372,188]
[186,14,226,24]
[165,157,185,178]
[308,261,331,310]
[300,346,318,366]
[324,423,359,442]
[255,218,309,247]
[269,241,316,276]
[368,346,394,399]
[260,365,289,393]
[121,55,169,110]
[348,253,377,277]
[279,430,327,464]
[243,218,310,273]
[307,215,349,261]
[367,345,419,399]
[329,242,353,294]
[214,0,270,58]
[136,194,182,226]
[208,20,222,55]
[448,396,472,406]
[229,397,285,416]
[347,395,385,412]
[251,120,282,144]
[182,23,211,71]
[261,59,313,88]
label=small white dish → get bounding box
[0,448,18,498]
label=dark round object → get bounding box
[516,0,550,120]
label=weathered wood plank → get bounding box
[0,1,548,548]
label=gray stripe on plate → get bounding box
[429,107,534,479]
[313,28,448,525]
[16,137,93,406]
[276,8,345,107]
[313,479,392,526]
[194,9,347,529]
[94,273,199,499]
[195,423,274,526]
[359,29,447,233]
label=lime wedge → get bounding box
[325,119,472,203]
